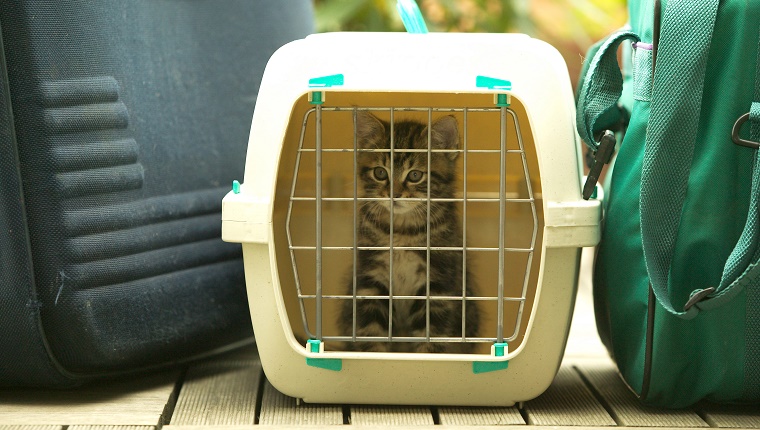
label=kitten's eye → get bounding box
[406,170,424,183]
[373,167,388,181]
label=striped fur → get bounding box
[339,111,480,353]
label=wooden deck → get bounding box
[2,250,758,429]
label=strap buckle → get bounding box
[583,130,616,200]
[683,287,716,311]
[732,113,760,149]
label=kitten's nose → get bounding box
[393,182,403,198]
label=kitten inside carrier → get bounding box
[338,111,480,353]
[278,92,544,356]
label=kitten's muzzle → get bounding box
[380,199,417,215]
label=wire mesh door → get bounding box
[286,97,539,355]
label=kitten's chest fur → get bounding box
[362,230,429,292]
[363,234,447,335]
[373,248,426,297]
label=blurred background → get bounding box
[312,0,627,91]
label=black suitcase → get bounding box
[0,0,313,386]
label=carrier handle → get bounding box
[397,0,428,34]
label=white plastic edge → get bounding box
[222,188,602,249]
[543,198,602,248]
[222,188,270,244]
[297,347,510,363]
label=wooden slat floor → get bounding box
[1,251,758,429]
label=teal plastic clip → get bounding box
[305,339,342,372]
[232,180,240,194]
[308,74,344,105]
[476,76,512,90]
[309,74,344,88]
[397,0,428,34]
[476,76,512,107]
[472,342,509,374]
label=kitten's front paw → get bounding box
[413,341,475,354]
[351,342,391,352]
[413,342,448,353]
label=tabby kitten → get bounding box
[339,111,480,353]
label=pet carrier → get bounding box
[222,32,600,406]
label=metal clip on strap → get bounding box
[683,287,716,311]
[732,113,760,149]
[583,130,616,200]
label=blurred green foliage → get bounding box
[313,0,625,38]
[314,0,529,34]
[312,0,627,86]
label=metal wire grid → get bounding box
[286,105,538,348]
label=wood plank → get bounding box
[258,380,343,426]
[578,362,709,427]
[522,365,615,426]
[211,342,258,362]
[68,427,154,430]
[161,427,254,430]
[699,403,760,428]
[438,406,525,425]
[564,248,608,361]
[170,359,261,426]
[349,406,434,426]
[0,371,179,425]
[0,426,62,430]
[165,427,760,430]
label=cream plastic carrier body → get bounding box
[222,32,600,406]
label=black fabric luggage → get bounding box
[0,0,313,387]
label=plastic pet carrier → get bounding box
[222,31,600,406]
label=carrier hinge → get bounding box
[472,342,509,374]
[305,339,342,372]
[308,74,344,105]
[476,75,512,107]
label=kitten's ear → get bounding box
[355,110,386,148]
[431,115,460,160]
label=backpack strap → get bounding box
[710,28,760,311]
[575,31,640,199]
[638,0,720,319]
[576,30,640,152]
[752,29,760,145]
[575,0,760,319]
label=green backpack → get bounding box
[576,0,760,407]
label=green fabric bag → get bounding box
[577,0,760,407]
